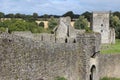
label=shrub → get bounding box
[54,76,67,80]
[48,16,58,30]
[0,27,6,32]
[74,16,88,30]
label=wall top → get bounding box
[92,11,110,14]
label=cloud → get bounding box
[79,0,120,11]
[0,0,120,15]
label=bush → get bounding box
[85,27,92,33]
[48,16,58,30]
[74,16,88,30]
[8,20,29,32]
[0,27,6,32]
[54,76,67,80]
[0,19,51,33]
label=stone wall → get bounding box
[12,31,34,38]
[12,31,55,42]
[0,17,102,80]
[0,33,82,80]
[0,32,101,80]
[109,28,115,44]
[99,54,120,79]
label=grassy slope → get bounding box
[101,39,120,54]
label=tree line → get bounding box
[0,17,58,33]
[1,11,120,21]
[0,11,80,21]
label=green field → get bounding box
[101,77,120,80]
[101,39,120,54]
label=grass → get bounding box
[101,39,120,54]
[101,77,120,80]
[54,76,67,80]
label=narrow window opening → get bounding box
[73,39,76,43]
[65,38,67,43]
[101,24,103,26]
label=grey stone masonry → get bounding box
[91,11,115,44]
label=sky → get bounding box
[0,0,120,15]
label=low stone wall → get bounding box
[33,33,55,42]
[99,54,120,78]
[12,31,55,42]
[12,31,34,38]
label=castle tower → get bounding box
[91,11,111,44]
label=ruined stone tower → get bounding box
[91,11,115,44]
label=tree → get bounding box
[0,12,4,18]
[19,14,26,19]
[48,16,58,30]
[62,11,74,19]
[110,15,120,28]
[43,14,49,21]
[74,16,89,30]
[24,15,35,22]
[110,15,120,38]
[113,11,120,19]
[33,13,38,19]
[0,20,12,28]
[15,13,23,18]
[81,11,92,22]
[8,20,29,32]
[5,13,14,18]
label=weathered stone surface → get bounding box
[54,17,76,43]
[12,31,33,38]
[99,54,120,78]
[0,33,81,80]
[91,11,115,44]
[76,33,100,80]
[0,32,101,80]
